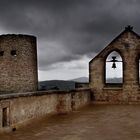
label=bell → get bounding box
[112,56,116,61]
[112,62,116,69]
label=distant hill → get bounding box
[39,80,75,91]
[38,77,89,91]
[39,77,122,91]
[70,77,89,83]
[106,78,122,83]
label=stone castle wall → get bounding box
[0,88,91,132]
[3,28,140,133]
[0,35,38,93]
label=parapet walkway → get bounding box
[1,104,139,140]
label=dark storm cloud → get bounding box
[0,0,140,70]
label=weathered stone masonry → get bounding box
[0,34,91,132]
[89,26,140,103]
[3,26,140,132]
[0,34,38,93]
[0,88,90,132]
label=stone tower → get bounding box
[0,34,38,93]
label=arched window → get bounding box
[105,51,123,84]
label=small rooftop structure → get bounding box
[89,26,140,103]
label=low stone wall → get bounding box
[0,88,90,132]
[91,87,140,104]
[71,88,91,110]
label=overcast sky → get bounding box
[0,0,140,81]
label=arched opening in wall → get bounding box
[105,51,123,84]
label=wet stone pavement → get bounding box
[1,104,140,140]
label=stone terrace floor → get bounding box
[1,104,140,140]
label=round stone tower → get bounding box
[0,34,38,93]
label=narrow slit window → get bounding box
[139,58,140,84]
[105,51,123,84]
[11,50,17,56]
[2,107,8,127]
[0,51,4,56]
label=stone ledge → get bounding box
[103,87,123,90]
[0,34,36,39]
[0,88,90,100]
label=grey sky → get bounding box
[0,0,140,80]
